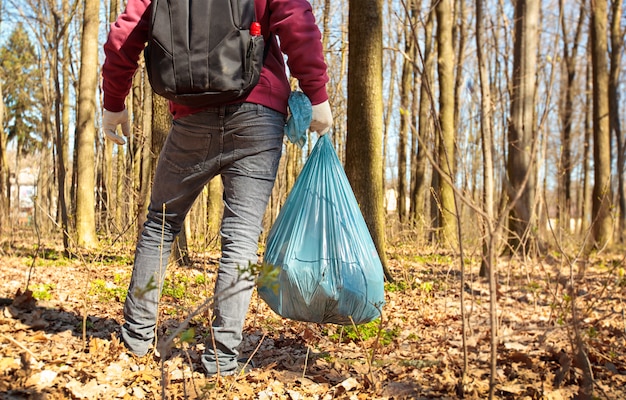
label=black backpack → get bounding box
[145,0,266,107]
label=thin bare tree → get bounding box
[609,0,624,241]
[75,0,100,249]
[590,0,613,249]
[557,0,585,237]
[397,0,417,223]
[475,0,499,396]
[410,3,434,230]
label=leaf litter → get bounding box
[0,245,624,399]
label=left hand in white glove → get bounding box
[102,109,131,145]
[310,100,333,135]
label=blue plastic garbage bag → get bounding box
[284,91,311,148]
[258,134,385,325]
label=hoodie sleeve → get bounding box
[267,0,329,105]
[102,0,152,112]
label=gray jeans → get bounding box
[121,103,285,375]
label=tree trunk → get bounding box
[207,176,223,246]
[346,0,391,281]
[51,21,70,251]
[453,0,467,141]
[62,0,72,220]
[411,5,434,230]
[475,0,498,395]
[75,0,100,249]
[397,0,415,223]
[609,0,624,241]
[476,0,495,275]
[558,0,584,237]
[581,59,593,235]
[172,217,191,267]
[382,0,397,215]
[137,67,154,239]
[436,0,457,246]
[590,0,612,249]
[151,95,175,258]
[506,0,539,255]
[0,81,8,229]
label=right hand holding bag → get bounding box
[258,134,385,325]
[309,100,333,135]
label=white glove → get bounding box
[309,100,333,135]
[102,109,131,145]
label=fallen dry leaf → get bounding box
[25,369,58,389]
[65,378,109,399]
[0,249,623,400]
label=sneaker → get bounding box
[220,361,253,376]
[208,358,254,377]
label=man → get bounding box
[101,0,332,376]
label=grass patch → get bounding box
[385,281,409,292]
[32,283,55,301]
[89,278,127,302]
[325,319,400,346]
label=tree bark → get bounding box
[476,0,495,275]
[609,0,624,241]
[61,0,72,219]
[411,5,434,229]
[396,0,416,223]
[436,0,457,246]
[506,0,539,255]
[581,58,593,235]
[0,81,8,229]
[590,0,613,249]
[137,66,154,239]
[75,0,100,249]
[476,1,497,394]
[346,0,391,281]
[558,0,584,237]
[52,19,69,250]
[207,176,223,246]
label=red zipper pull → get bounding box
[251,22,261,36]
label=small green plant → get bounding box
[385,281,408,292]
[419,281,434,294]
[400,359,440,368]
[162,277,187,300]
[319,352,334,363]
[254,262,280,294]
[526,281,541,292]
[179,328,195,344]
[586,326,598,339]
[325,319,399,346]
[89,279,127,302]
[31,256,72,268]
[406,332,419,341]
[134,276,159,299]
[194,274,207,285]
[409,254,452,265]
[32,283,55,301]
[113,273,126,285]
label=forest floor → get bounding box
[0,236,625,399]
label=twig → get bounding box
[303,345,311,379]
[226,332,267,393]
[0,333,38,362]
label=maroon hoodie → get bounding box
[102,0,329,119]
